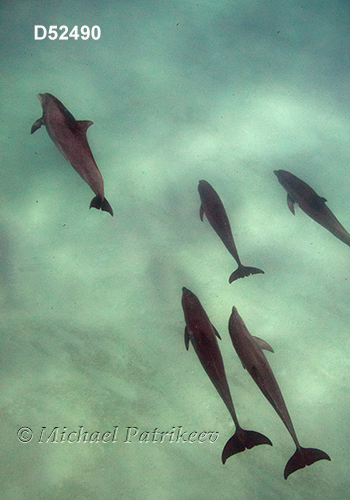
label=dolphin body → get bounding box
[228,306,331,479]
[198,180,264,282]
[31,93,113,215]
[181,287,272,464]
[274,169,350,247]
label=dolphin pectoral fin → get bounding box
[90,195,113,216]
[229,265,264,283]
[199,204,204,221]
[222,426,272,464]
[253,336,274,353]
[184,326,190,350]
[284,446,331,479]
[31,117,44,134]
[211,324,222,340]
[287,194,296,214]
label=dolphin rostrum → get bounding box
[274,169,350,247]
[31,93,113,215]
[198,180,264,282]
[228,306,331,479]
[181,287,272,464]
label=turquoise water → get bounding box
[2,1,350,498]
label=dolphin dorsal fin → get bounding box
[287,194,296,215]
[199,204,204,221]
[311,195,327,210]
[185,326,190,351]
[211,324,222,340]
[76,120,94,132]
[253,336,274,353]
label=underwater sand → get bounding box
[1,1,350,499]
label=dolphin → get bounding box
[198,180,264,282]
[228,306,331,479]
[181,287,272,464]
[31,93,113,215]
[274,169,350,247]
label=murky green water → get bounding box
[2,1,349,498]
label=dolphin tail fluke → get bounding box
[90,195,114,216]
[229,265,264,283]
[222,427,272,464]
[284,446,331,479]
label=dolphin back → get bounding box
[284,446,331,479]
